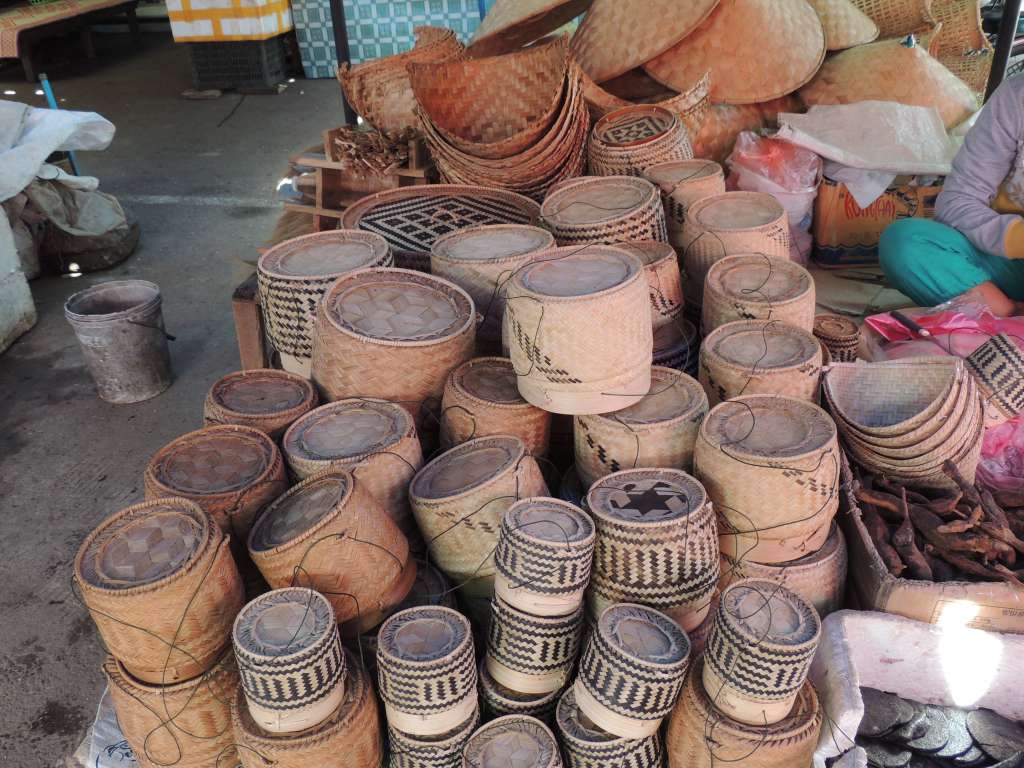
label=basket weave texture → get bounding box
[808,0,880,50]
[541,176,669,246]
[587,105,694,177]
[581,70,711,140]
[643,159,726,239]
[849,0,935,36]
[204,369,319,440]
[701,253,816,336]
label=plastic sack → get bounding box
[977,415,1024,494]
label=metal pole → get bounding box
[38,73,81,175]
[329,0,358,124]
[986,0,1024,101]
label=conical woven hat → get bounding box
[799,36,978,129]
[850,0,935,37]
[646,0,826,105]
[808,0,879,50]
[469,0,592,57]
[571,0,722,83]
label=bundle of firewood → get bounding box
[854,461,1024,586]
[328,125,418,174]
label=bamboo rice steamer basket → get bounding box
[377,606,478,736]
[144,424,288,541]
[965,332,1024,428]
[574,366,709,488]
[503,244,653,415]
[694,395,839,564]
[699,321,823,406]
[813,313,860,363]
[616,240,684,342]
[643,159,726,244]
[653,315,700,379]
[232,587,345,734]
[247,469,411,631]
[281,399,423,540]
[257,230,392,374]
[574,603,691,739]
[494,497,595,617]
[556,687,662,768]
[104,647,239,768]
[478,661,562,724]
[587,105,694,177]
[462,715,562,768]
[586,469,719,631]
[75,498,243,684]
[664,657,822,768]
[440,357,551,456]
[486,597,584,694]
[204,369,318,440]
[387,706,480,768]
[719,522,847,619]
[702,579,821,726]
[310,268,476,429]
[410,436,549,599]
[430,224,554,352]
[541,176,668,246]
[680,192,791,312]
[233,648,382,768]
[702,253,816,335]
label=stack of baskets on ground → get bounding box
[587,104,693,177]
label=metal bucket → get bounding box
[65,280,172,404]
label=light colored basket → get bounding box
[699,320,823,406]
[463,715,562,768]
[588,105,693,177]
[694,395,839,564]
[75,498,243,684]
[808,0,880,50]
[204,369,319,440]
[585,468,719,631]
[702,579,821,726]
[104,648,239,768]
[556,687,663,768]
[580,69,711,140]
[478,660,563,724]
[541,176,668,246]
[310,268,476,429]
[928,0,993,93]
[503,245,654,415]
[469,0,591,57]
[813,314,860,362]
[701,253,816,335]
[486,597,584,694]
[849,0,935,37]
[643,159,726,241]
[616,240,685,338]
[388,706,480,768]
[257,230,392,360]
[247,469,411,631]
[574,366,709,487]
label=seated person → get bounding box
[879,75,1024,317]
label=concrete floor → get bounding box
[0,31,341,766]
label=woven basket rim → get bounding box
[596,602,691,668]
[699,394,837,461]
[505,495,596,547]
[644,158,724,188]
[465,714,561,762]
[479,658,563,708]
[410,435,527,504]
[376,604,471,667]
[702,321,822,375]
[586,366,707,431]
[448,357,533,412]
[541,176,661,230]
[705,254,814,309]
[617,240,677,269]
[104,643,234,695]
[247,468,357,555]
[592,104,679,149]
[813,313,859,340]
[387,703,480,749]
[283,398,416,466]
[257,230,391,282]
[587,467,709,528]
[688,191,787,233]
[231,586,335,663]
[507,245,646,305]
[717,578,821,650]
[65,279,162,323]
[722,520,844,571]
[207,369,317,422]
[431,224,556,268]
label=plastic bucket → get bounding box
[65,280,172,404]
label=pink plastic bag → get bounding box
[977,415,1024,493]
[864,301,1024,361]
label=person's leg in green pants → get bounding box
[879,218,1024,312]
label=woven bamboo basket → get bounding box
[468,0,591,56]
[643,159,726,243]
[687,591,719,659]
[463,715,562,768]
[258,230,392,361]
[616,241,685,339]
[586,469,719,631]
[503,244,654,415]
[281,399,423,542]
[494,497,595,617]
[965,332,1024,428]
[541,176,668,246]
[341,185,543,272]
[410,436,549,593]
[338,27,464,132]
[690,99,800,164]
[703,579,821,726]
[699,320,823,406]
[574,367,708,487]
[653,316,700,379]
[104,648,239,768]
[233,648,382,768]
[232,587,345,734]
[813,314,860,362]
[388,706,480,768]
[377,606,478,736]
[204,369,319,440]
[664,657,822,768]
[247,469,411,631]
[928,0,993,93]
[556,687,662,768]
[144,424,288,542]
[440,357,552,457]
[558,466,588,510]
[850,0,935,37]
[478,662,562,725]
[694,395,839,564]
[575,603,690,739]
[808,0,880,50]
[588,105,693,177]
[701,253,816,336]
[719,522,847,619]
[76,498,243,684]
[486,597,584,694]
[310,268,476,429]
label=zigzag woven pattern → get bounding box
[557,689,663,768]
[237,641,345,712]
[487,598,583,677]
[478,662,561,723]
[966,332,1024,418]
[387,706,479,768]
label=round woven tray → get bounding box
[311,268,476,429]
[703,579,821,726]
[486,597,584,694]
[586,469,719,631]
[247,469,411,630]
[699,320,823,406]
[463,715,562,768]
[643,159,726,241]
[702,253,816,335]
[813,313,860,362]
[541,176,668,246]
[503,245,653,415]
[588,105,694,177]
[556,687,662,768]
[478,661,562,725]
[694,394,839,564]
[387,705,480,768]
[258,229,392,359]
[144,424,288,541]
[204,368,318,440]
[615,240,684,339]
[75,498,243,684]
[440,357,552,457]
[574,366,709,488]
[104,648,239,768]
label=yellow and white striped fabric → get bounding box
[168,0,292,42]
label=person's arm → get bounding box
[936,77,1024,258]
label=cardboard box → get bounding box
[168,0,292,42]
[813,176,944,268]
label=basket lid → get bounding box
[603,366,706,425]
[480,661,562,707]
[454,358,526,405]
[813,314,859,340]
[516,246,641,297]
[148,426,276,495]
[284,400,412,463]
[431,224,554,264]
[233,588,335,659]
[598,603,690,667]
[249,473,349,551]
[411,436,524,500]
[701,395,836,458]
[644,159,723,189]
[692,192,785,231]
[505,497,595,545]
[705,322,820,371]
[463,716,559,768]
[541,177,658,228]
[615,240,676,268]
[258,230,390,279]
[593,105,677,148]
[719,579,820,647]
[556,687,618,744]
[378,606,469,663]
[588,468,707,524]
[707,254,812,304]
[211,370,312,415]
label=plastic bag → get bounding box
[977,415,1024,494]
